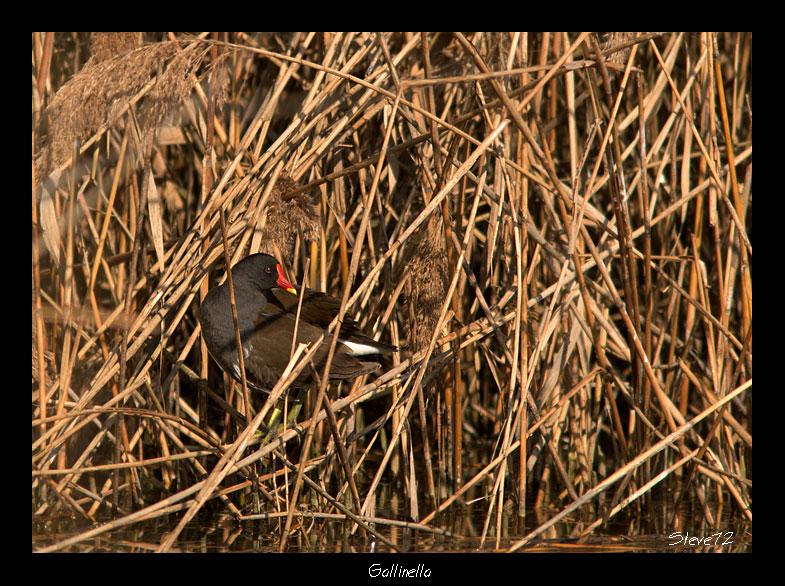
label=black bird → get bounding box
[199,253,396,392]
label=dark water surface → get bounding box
[33,479,750,553]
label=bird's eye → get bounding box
[265,267,271,274]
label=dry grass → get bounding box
[32,32,752,552]
[35,33,226,181]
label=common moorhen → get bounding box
[199,253,396,392]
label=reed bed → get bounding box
[32,32,752,552]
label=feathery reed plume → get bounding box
[403,213,449,353]
[255,173,320,260]
[602,32,637,65]
[87,32,140,64]
[35,35,225,179]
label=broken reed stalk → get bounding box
[33,32,751,552]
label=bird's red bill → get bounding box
[276,264,297,294]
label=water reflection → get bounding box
[33,478,751,553]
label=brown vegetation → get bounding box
[32,32,751,552]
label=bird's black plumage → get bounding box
[199,253,396,392]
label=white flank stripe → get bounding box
[340,338,379,356]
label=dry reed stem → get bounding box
[33,32,751,552]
